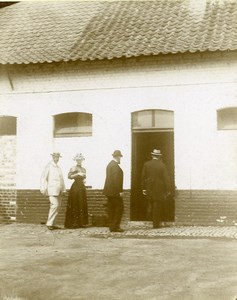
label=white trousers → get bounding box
[46,195,62,226]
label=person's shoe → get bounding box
[47,226,54,230]
[70,224,85,229]
[52,225,61,230]
[153,223,162,229]
[110,228,124,233]
[162,222,171,228]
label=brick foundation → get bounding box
[0,189,17,223]
[175,190,237,226]
[16,189,130,226]
[1,189,237,226]
[0,135,17,223]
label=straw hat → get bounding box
[51,152,62,158]
[151,149,162,156]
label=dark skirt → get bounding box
[64,178,88,228]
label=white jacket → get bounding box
[40,161,66,196]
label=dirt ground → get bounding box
[0,224,237,300]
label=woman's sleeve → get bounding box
[68,167,76,179]
[82,167,86,178]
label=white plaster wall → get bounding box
[1,53,237,190]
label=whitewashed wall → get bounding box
[0,52,237,190]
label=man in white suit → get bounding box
[40,152,66,230]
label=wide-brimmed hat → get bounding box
[151,149,162,156]
[51,152,62,158]
[73,153,85,161]
[112,150,123,157]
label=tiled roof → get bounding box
[0,1,237,64]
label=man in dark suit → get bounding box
[103,150,124,232]
[141,149,171,228]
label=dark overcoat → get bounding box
[103,160,123,197]
[141,158,170,201]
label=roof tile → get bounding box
[0,1,237,64]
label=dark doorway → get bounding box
[131,131,175,221]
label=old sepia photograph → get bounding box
[0,0,237,299]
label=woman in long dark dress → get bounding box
[64,153,88,228]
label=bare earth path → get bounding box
[0,224,237,300]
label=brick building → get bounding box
[0,1,237,226]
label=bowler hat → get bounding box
[51,152,62,158]
[151,149,162,156]
[112,150,123,157]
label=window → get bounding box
[54,112,92,137]
[132,110,174,130]
[217,108,237,130]
[0,116,16,135]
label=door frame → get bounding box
[130,109,175,221]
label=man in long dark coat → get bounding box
[141,149,171,228]
[103,150,124,232]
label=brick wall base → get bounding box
[0,189,17,223]
[0,135,17,223]
[1,189,236,226]
[16,189,130,226]
[175,190,237,226]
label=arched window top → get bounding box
[54,112,92,137]
[132,109,174,130]
[217,107,237,130]
[0,116,16,135]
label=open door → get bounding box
[131,110,175,221]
